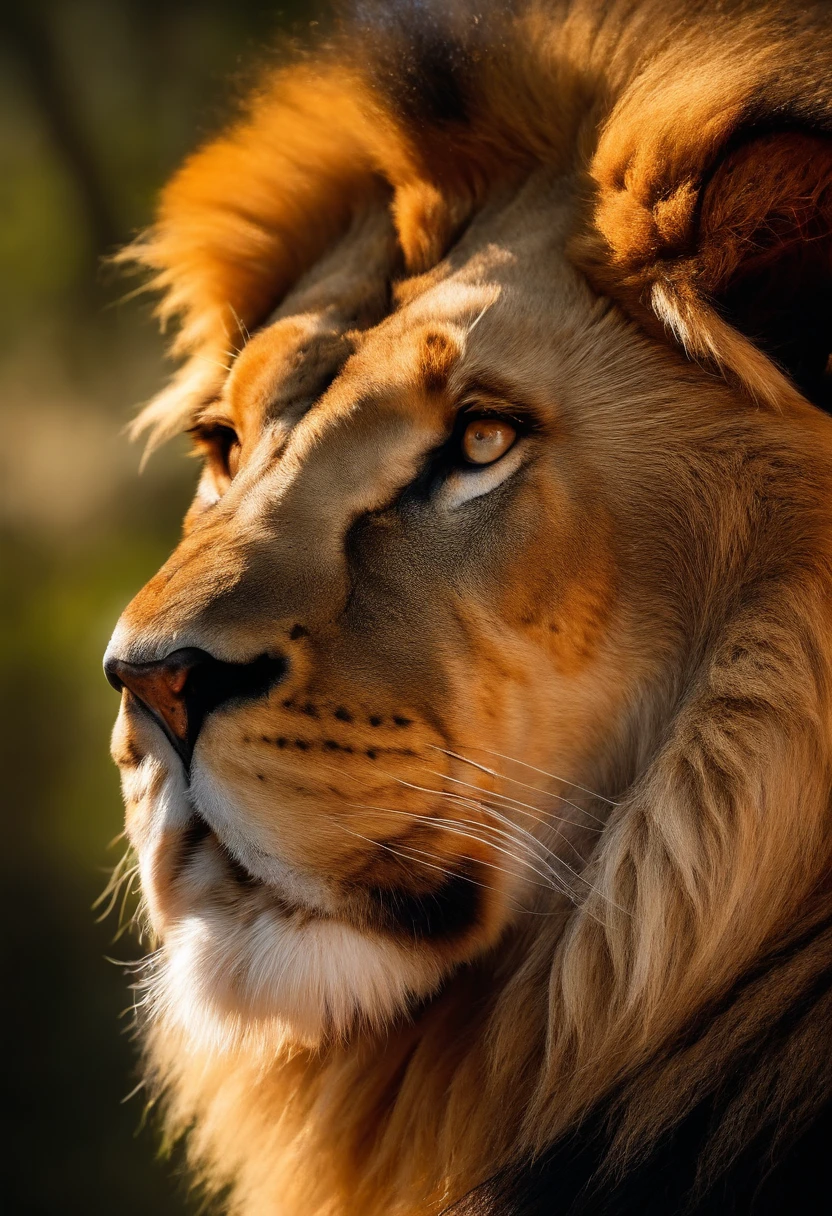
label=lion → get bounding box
[104,1,832,1212]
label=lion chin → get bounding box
[118,719,455,1052]
[105,2,832,1214]
[151,897,447,1054]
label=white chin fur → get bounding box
[126,733,447,1051]
[148,902,446,1052]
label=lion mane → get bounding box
[108,2,832,1213]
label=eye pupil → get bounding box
[461,418,517,465]
[226,438,241,479]
[208,425,240,480]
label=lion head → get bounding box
[106,3,832,1213]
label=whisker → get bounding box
[344,802,574,896]
[104,952,159,971]
[275,757,624,915]
[418,788,592,892]
[344,797,545,865]
[414,770,600,847]
[121,1078,147,1105]
[94,848,140,923]
[194,353,233,374]
[396,771,587,834]
[228,303,250,344]
[460,795,629,917]
[465,292,498,336]
[441,764,602,829]
[391,771,599,880]
[338,823,483,886]
[458,794,592,886]
[433,746,610,824]
[112,869,143,941]
[382,783,583,879]
[391,841,570,918]
[346,794,627,919]
[316,759,580,892]
[446,744,620,808]
[337,820,565,917]
[397,833,561,893]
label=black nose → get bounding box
[104,647,287,768]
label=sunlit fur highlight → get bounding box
[110,2,832,1213]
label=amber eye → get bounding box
[461,418,517,465]
[190,422,241,486]
[208,425,240,481]
[224,430,241,480]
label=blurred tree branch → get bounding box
[3,6,121,259]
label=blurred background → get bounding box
[0,2,313,1210]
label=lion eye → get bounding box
[224,431,241,480]
[191,423,241,483]
[461,418,517,465]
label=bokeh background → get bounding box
[1,3,313,1210]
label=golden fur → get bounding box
[107,2,832,1212]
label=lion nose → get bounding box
[104,647,287,767]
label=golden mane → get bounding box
[125,0,832,450]
[111,3,832,1213]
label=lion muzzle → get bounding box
[105,646,287,768]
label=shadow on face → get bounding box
[105,176,686,1048]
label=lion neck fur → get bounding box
[142,388,832,1209]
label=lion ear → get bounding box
[578,84,832,411]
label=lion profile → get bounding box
[106,2,832,1212]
